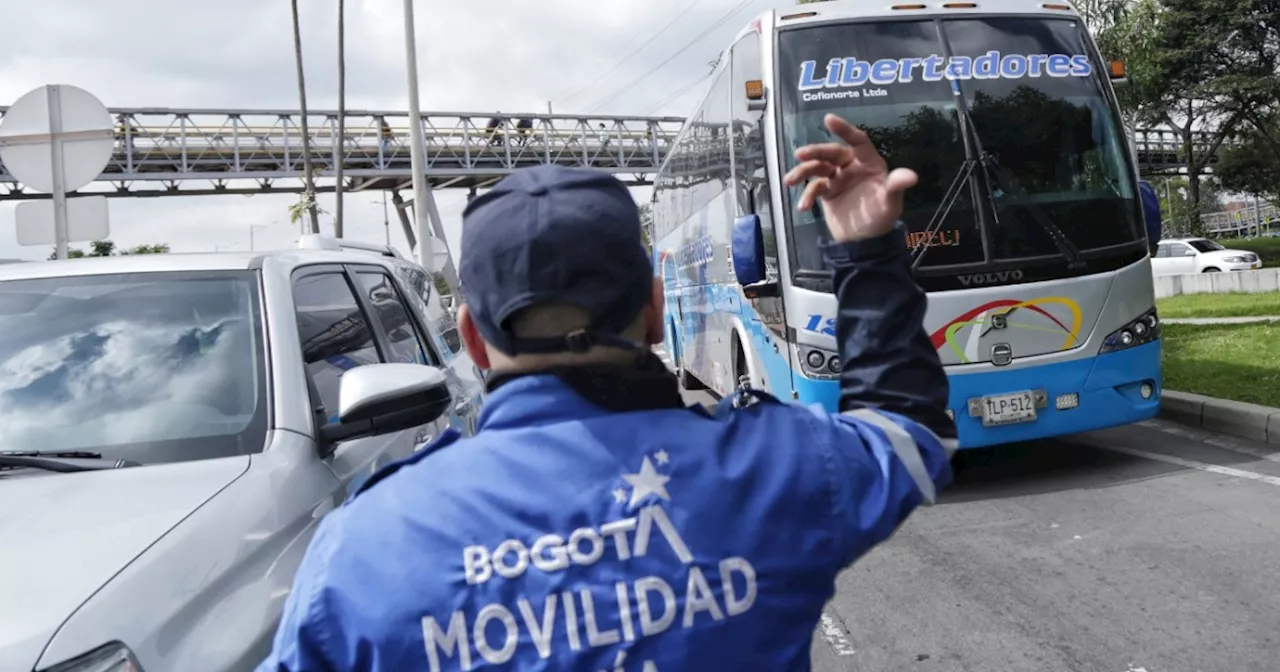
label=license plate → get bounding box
[981,390,1037,427]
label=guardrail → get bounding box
[1154,268,1280,298]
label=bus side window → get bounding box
[731,31,778,280]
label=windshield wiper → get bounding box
[979,153,1086,269]
[0,450,139,473]
[911,156,980,271]
[943,79,1085,270]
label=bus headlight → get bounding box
[799,346,840,380]
[1100,308,1160,354]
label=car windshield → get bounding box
[0,271,267,464]
[1187,239,1225,253]
[778,16,1143,286]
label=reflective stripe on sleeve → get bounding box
[842,408,943,504]
[919,425,959,460]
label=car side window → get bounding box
[1174,243,1195,257]
[293,272,382,420]
[354,270,436,366]
[1156,244,1170,258]
[400,265,463,355]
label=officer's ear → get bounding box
[643,277,665,346]
[457,305,492,370]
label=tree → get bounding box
[1217,130,1280,203]
[289,181,329,228]
[124,243,172,255]
[431,272,451,298]
[290,0,321,234]
[1073,0,1131,34]
[334,0,347,238]
[1146,175,1225,236]
[1096,0,1280,217]
[89,240,116,257]
[49,239,169,260]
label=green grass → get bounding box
[1157,291,1280,319]
[1162,322,1280,406]
[1227,236,1280,265]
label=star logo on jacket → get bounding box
[619,453,672,508]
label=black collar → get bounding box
[484,352,685,413]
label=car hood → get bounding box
[0,456,249,671]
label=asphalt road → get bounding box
[682,390,1280,672]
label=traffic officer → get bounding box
[258,113,956,671]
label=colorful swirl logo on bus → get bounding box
[930,297,1083,364]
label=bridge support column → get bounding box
[390,190,416,249]
[419,186,461,296]
[467,186,477,203]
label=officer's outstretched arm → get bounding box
[785,114,957,564]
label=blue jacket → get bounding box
[258,227,957,671]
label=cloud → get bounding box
[0,280,257,450]
[0,0,767,261]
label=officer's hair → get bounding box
[509,303,646,341]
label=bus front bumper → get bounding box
[947,340,1163,449]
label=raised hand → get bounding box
[782,114,918,243]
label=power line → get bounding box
[641,72,711,115]
[583,0,759,114]
[553,0,711,106]
[547,0,690,103]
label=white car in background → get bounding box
[1151,237,1263,276]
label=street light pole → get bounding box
[402,0,433,270]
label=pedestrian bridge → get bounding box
[0,106,1225,200]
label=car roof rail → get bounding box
[297,234,403,259]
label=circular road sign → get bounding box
[0,85,114,193]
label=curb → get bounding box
[1160,390,1280,445]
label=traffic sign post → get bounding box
[0,85,114,259]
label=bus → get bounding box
[651,0,1162,449]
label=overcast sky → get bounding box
[0,0,772,261]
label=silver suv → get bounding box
[0,238,482,672]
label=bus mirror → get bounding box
[731,214,767,286]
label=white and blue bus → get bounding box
[652,0,1162,449]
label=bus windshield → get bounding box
[778,16,1143,289]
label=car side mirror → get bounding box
[319,363,452,451]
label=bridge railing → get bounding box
[1203,202,1279,234]
[0,108,686,190]
[1131,128,1237,170]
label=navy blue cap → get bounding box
[459,165,654,355]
